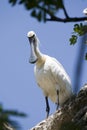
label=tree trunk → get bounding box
[30,84,87,130]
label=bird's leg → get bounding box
[56,90,59,110]
[45,96,50,118]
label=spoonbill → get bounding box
[27,31,73,118]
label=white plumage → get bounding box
[34,55,72,105]
[27,31,73,117]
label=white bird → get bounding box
[27,31,73,118]
[83,8,87,15]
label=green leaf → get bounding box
[3,110,27,117]
[19,0,25,4]
[69,35,77,45]
[73,23,87,36]
[74,24,80,33]
[9,0,17,6]
[0,104,27,130]
[31,10,36,17]
[56,0,63,8]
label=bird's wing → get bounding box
[51,57,66,72]
[52,57,71,81]
[48,56,71,90]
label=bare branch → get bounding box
[46,16,87,23]
[37,5,87,23]
[62,1,69,18]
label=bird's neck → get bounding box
[34,44,42,58]
[34,45,46,67]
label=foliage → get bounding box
[9,0,64,22]
[69,23,87,59]
[70,23,87,45]
[0,104,27,130]
[8,0,87,59]
[8,0,87,22]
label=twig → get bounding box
[62,1,69,18]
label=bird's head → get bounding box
[27,31,36,42]
[27,31,38,64]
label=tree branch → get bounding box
[62,1,69,18]
[30,84,87,130]
[46,16,87,23]
[37,5,87,23]
[29,2,87,23]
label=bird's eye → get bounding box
[31,34,35,38]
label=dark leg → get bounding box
[45,96,50,118]
[56,90,59,110]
